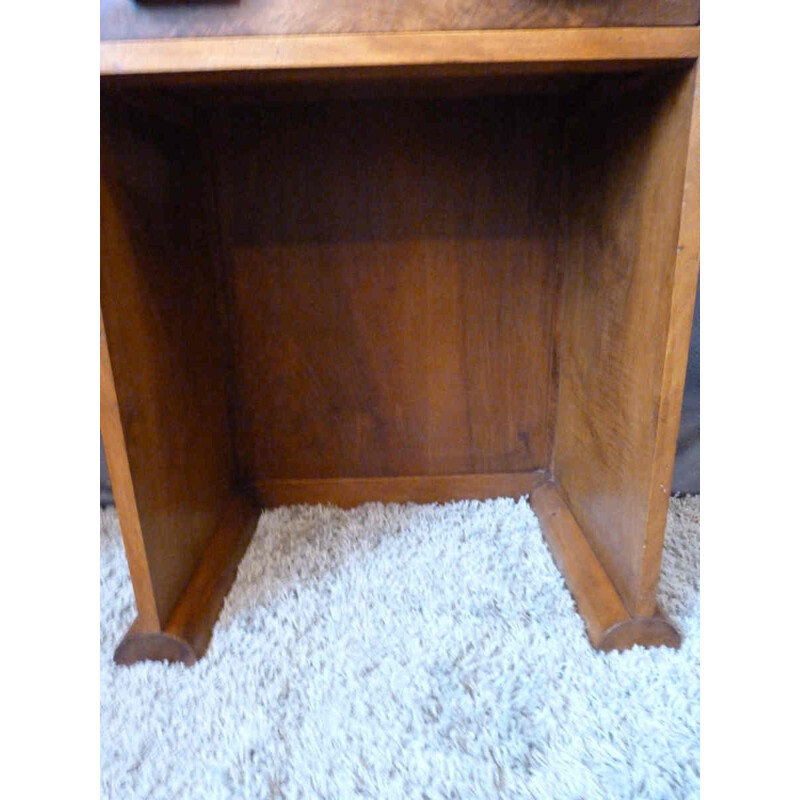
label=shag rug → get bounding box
[100,495,700,800]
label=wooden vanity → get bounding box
[100,1,700,664]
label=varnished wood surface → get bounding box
[100,27,700,77]
[255,472,548,509]
[529,481,680,650]
[113,617,198,666]
[114,495,260,665]
[162,494,260,658]
[599,610,681,652]
[530,481,628,645]
[101,1,699,42]
[101,97,239,626]
[637,65,700,613]
[102,55,698,660]
[215,94,561,482]
[552,65,697,616]
[101,314,160,631]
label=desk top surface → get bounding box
[101,0,699,42]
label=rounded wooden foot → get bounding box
[112,498,260,666]
[114,629,197,666]
[598,611,681,652]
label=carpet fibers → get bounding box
[100,495,700,800]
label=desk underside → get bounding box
[101,56,698,662]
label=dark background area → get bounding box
[100,291,699,504]
[671,287,700,494]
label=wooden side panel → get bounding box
[638,66,700,609]
[101,97,238,626]
[213,95,562,482]
[100,313,159,631]
[101,1,700,41]
[552,65,697,616]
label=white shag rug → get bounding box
[100,495,699,800]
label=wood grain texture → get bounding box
[100,28,700,77]
[637,64,700,612]
[214,94,562,482]
[101,314,160,631]
[114,495,259,665]
[599,610,680,651]
[101,96,239,625]
[530,481,628,644]
[161,494,260,658]
[102,50,699,660]
[552,65,697,617]
[113,617,198,666]
[101,1,699,42]
[529,481,680,650]
[255,472,548,509]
